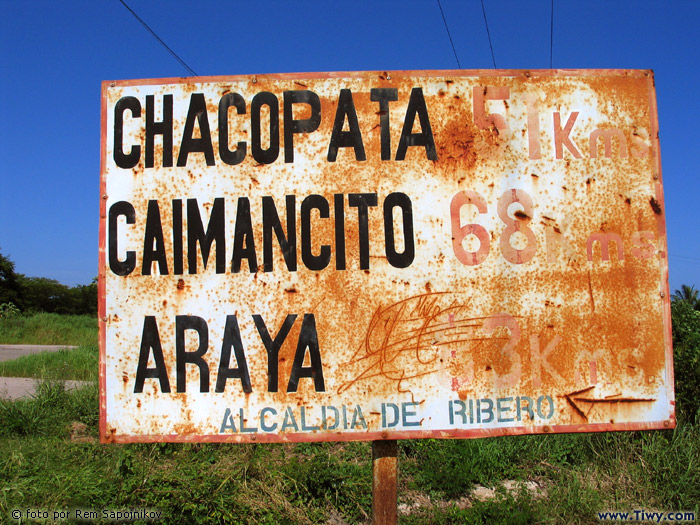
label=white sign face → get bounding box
[99,70,674,443]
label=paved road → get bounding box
[0,344,78,362]
[0,377,92,400]
[0,344,90,400]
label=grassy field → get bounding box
[0,312,97,347]
[0,313,98,381]
[0,313,698,523]
[0,344,98,381]
[1,383,698,523]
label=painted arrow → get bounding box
[563,386,655,421]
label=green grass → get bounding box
[0,383,370,524]
[0,312,98,381]
[0,312,97,347]
[0,344,98,381]
[399,428,700,523]
[1,381,698,524]
[0,312,698,523]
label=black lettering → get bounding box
[283,90,321,163]
[395,87,437,161]
[172,199,183,275]
[134,316,171,393]
[383,193,415,268]
[187,198,226,274]
[218,92,246,165]
[287,314,325,392]
[176,315,209,393]
[142,200,168,275]
[301,194,331,271]
[251,92,279,164]
[334,194,346,270]
[327,89,366,162]
[215,315,252,393]
[231,197,258,273]
[113,96,141,168]
[108,201,136,276]
[370,88,398,161]
[145,94,173,168]
[253,314,297,392]
[262,195,297,272]
[177,93,215,167]
[348,193,378,270]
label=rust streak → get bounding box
[573,397,655,403]
[565,395,588,421]
[587,272,595,313]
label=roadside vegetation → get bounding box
[1,383,698,523]
[0,343,98,381]
[0,275,698,522]
[0,311,98,381]
[0,250,96,317]
[0,312,97,347]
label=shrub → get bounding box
[671,298,700,424]
[0,302,20,318]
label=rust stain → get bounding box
[573,397,655,403]
[372,440,398,524]
[100,69,673,444]
[649,196,662,215]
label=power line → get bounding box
[669,254,700,265]
[480,0,497,68]
[436,0,462,69]
[117,0,198,77]
[550,0,554,68]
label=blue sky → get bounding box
[1,0,698,293]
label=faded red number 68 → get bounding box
[450,188,537,265]
[450,190,490,265]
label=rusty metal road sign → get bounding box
[99,69,673,443]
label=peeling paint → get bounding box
[99,69,673,443]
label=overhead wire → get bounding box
[432,3,700,279]
[436,0,462,69]
[480,0,497,68]
[117,0,198,77]
[669,254,700,265]
[550,0,555,68]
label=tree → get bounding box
[0,249,22,307]
[68,278,98,316]
[17,275,72,313]
[672,284,700,309]
[671,296,700,424]
[0,250,99,315]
